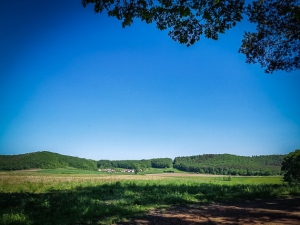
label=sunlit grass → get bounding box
[0,170,298,224]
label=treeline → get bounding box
[0,151,286,175]
[173,154,285,176]
[0,151,97,171]
[97,158,173,169]
[0,151,172,171]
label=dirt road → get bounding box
[117,197,300,224]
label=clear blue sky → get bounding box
[1,1,299,160]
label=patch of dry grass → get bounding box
[0,171,166,193]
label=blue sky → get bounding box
[1,1,299,160]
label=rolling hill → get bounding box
[174,154,285,175]
[0,151,285,175]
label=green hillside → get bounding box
[0,151,286,176]
[0,151,97,171]
[174,154,285,176]
[0,151,173,171]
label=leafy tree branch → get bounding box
[82,0,300,73]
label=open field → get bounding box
[1,170,300,224]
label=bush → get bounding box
[281,150,300,184]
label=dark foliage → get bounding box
[82,0,300,73]
[82,0,244,46]
[281,149,300,184]
[239,0,300,73]
[173,153,285,176]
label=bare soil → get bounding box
[117,197,300,225]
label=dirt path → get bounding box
[117,198,300,224]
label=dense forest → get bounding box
[97,158,173,170]
[174,154,285,176]
[0,151,172,171]
[0,151,97,171]
[0,151,285,176]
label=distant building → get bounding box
[121,169,135,173]
[98,168,116,172]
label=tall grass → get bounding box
[0,171,299,225]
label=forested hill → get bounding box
[0,151,173,171]
[0,151,285,175]
[173,154,285,176]
[97,158,173,170]
[0,151,97,171]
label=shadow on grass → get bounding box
[0,183,299,225]
[117,198,300,225]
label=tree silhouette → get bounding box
[281,150,300,184]
[239,0,300,73]
[82,0,300,73]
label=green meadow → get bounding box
[1,170,299,225]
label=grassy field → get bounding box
[1,169,299,225]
